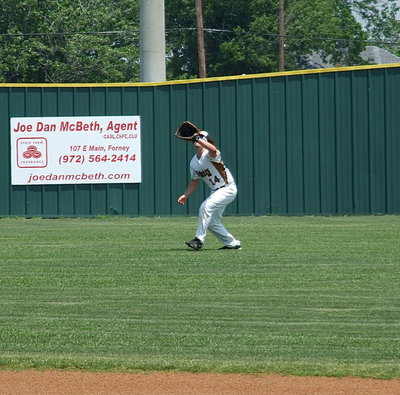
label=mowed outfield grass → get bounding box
[0,216,399,378]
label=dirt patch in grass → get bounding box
[0,371,399,394]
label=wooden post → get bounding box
[278,0,285,71]
[195,0,207,78]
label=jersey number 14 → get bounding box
[209,175,221,185]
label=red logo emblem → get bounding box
[22,145,42,159]
[17,138,48,168]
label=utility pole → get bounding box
[278,0,285,72]
[140,0,166,82]
[195,0,207,78]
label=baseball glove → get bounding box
[175,121,202,141]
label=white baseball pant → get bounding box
[195,182,241,247]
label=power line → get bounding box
[0,30,139,38]
[167,27,400,47]
[0,27,398,48]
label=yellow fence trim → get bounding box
[0,63,399,88]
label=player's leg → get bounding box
[208,206,241,248]
[195,184,239,246]
[185,195,216,250]
[194,197,213,243]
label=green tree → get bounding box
[345,0,400,40]
[0,0,140,83]
[0,0,397,82]
[283,0,367,68]
[344,0,400,56]
[165,0,398,79]
[166,0,258,78]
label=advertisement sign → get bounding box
[10,116,141,185]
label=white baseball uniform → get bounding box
[190,148,241,247]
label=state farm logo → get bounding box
[17,138,48,168]
[23,145,42,159]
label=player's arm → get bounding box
[194,138,218,158]
[178,179,200,205]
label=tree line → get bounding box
[0,0,398,83]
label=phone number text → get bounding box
[58,154,136,165]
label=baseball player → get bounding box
[177,130,241,250]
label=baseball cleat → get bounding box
[219,245,242,250]
[185,237,203,250]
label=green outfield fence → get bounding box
[1,64,400,217]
